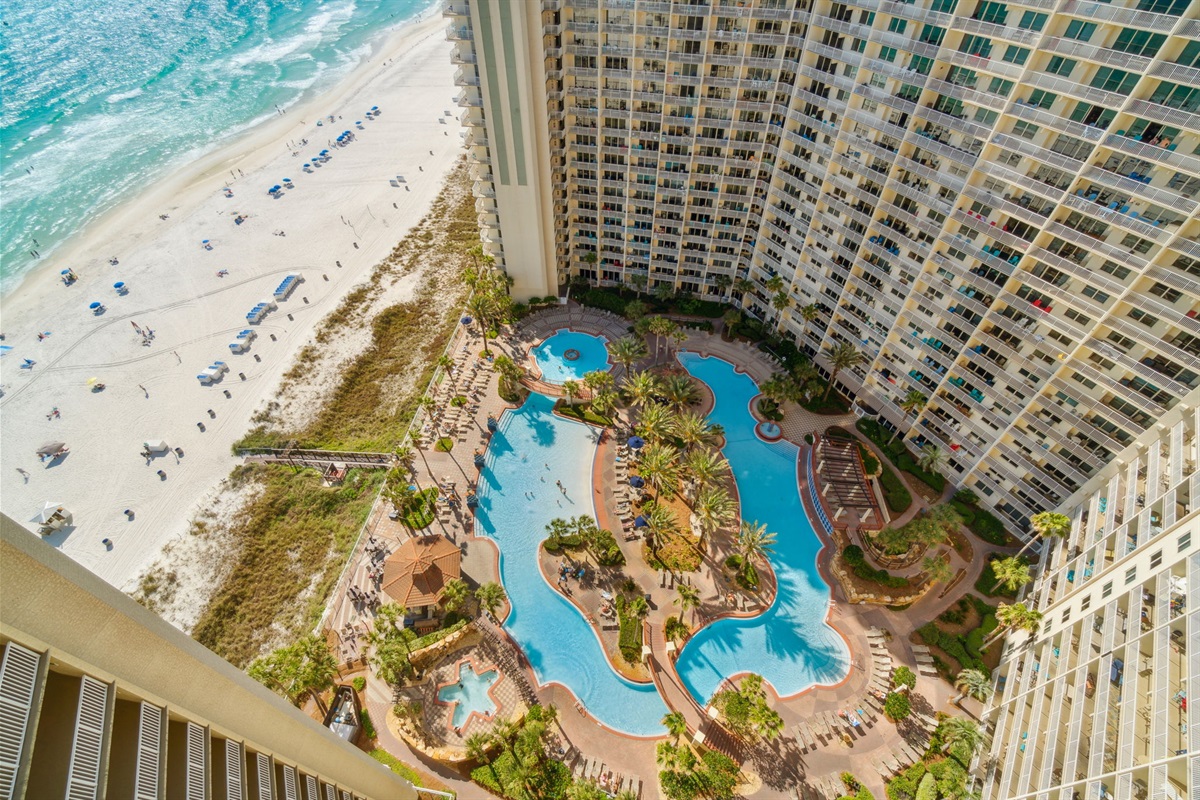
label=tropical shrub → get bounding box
[843,545,909,589]
[883,692,911,721]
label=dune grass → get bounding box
[191,465,384,668]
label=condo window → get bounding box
[1063,20,1097,43]
[1180,531,1191,551]
[887,18,907,33]
[1012,120,1039,140]
[1002,45,1030,66]
[1102,582,1112,598]
[1027,90,1056,109]
[1100,260,1132,280]
[1148,282,1182,303]
[931,0,958,13]
[1112,28,1166,57]
[919,24,946,46]
[1081,286,1111,304]
[1138,0,1191,15]
[1150,550,1162,568]
[1090,68,1140,96]
[1063,308,1091,325]
[1018,11,1048,31]
[1046,57,1076,77]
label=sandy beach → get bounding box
[0,12,462,591]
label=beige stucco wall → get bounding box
[0,514,415,800]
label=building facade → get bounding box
[447,0,1200,535]
[981,405,1197,800]
[0,515,418,800]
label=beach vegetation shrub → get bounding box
[368,749,424,786]
[842,545,909,589]
[893,666,917,690]
[614,594,646,663]
[434,436,454,452]
[359,709,376,740]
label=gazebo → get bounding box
[380,535,462,621]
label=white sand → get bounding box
[0,13,463,591]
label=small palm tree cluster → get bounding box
[634,315,688,365]
[464,257,514,357]
[655,711,741,800]
[758,358,822,413]
[709,673,785,742]
[491,354,526,400]
[731,520,777,589]
[247,634,338,710]
[463,704,601,799]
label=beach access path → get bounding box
[0,13,463,594]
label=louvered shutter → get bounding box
[65,676,110,800]
[302,774,318,800]
[184,722,207,800]
[0,643,42,800]
[279,764,297,800]
[254,753,273,800]
[224,740,245,800]
[134,702,164,800]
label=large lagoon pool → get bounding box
[673,352,851,704]
[531,329,610,384]
[475,392,668,735]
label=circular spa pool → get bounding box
[531,329,610,384]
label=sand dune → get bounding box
[0,13,463,590]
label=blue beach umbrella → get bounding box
[61,269,71,275]
[461,316,473,325]
[627,436,645,449]
[371,106,379,111]
[628,476,645,488]
[634,515,648,528]
[88,302,101,310]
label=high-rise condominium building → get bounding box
[981,404,1197,800]
[445,0,1200,536]
[0,514,418,800]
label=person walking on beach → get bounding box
[131,321,142,335]
[139,384,148,397]
[16,468,29,481]
[172,351,181,364]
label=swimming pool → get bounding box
[437,661,500,729]
[531,329,610,384]
[673,352,851,705]
[475,392,668,735]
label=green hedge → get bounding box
[579,288,627,314]
[878,464,913,513]
[843,545,909,589]
[615,599,643,663]
[409,619,467,652]
[916,622,989,676]
[974,558,1019,598]
[967,506,1009,545]
[369,750,423,786]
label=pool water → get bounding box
[673,352,851,704]
[476,392,668,735]
[438,662,500,729]
[531,329,610,384]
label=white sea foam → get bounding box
[104,87,145,104]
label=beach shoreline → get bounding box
[0,11,465,592]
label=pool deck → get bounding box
[322,305,1012,799]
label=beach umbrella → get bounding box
[634,515,648,529]
[86,377,98,385]
[627,436,645,450]
[320,149,329,154]
[283,178,292,183]
[628,476,645,488]
[0,345,12,356]
[88,302,102,310]
[30,502,65,524]
[461,316,473,325]
[36,442,66,457]
[61,269,71,275]
[202,239,210,244]
[371,106,379,111]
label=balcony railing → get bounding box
[1057,0,1180,33]
[1125,99,1200,131]
[1103,133,1200,175]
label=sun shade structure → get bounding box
[380,535,461,609]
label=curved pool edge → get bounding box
[526,327,614,386]
[474,391,668,737]
[670,350,853,705]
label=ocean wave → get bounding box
[104,87,146,104]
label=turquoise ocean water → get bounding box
[0,0,434,293]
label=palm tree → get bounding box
[791,359,820,393]
[737,520,778,566]
[622,371,663,410]
[918,444,947,474]
[922,554,954,585]
[492,354,524,397]
[953,668,993,706]
[684,448,728,492]
[890,390,928,443]
[798,303,820,345]
[721,308,742,338]
[561,379,581,407]
[1016,511,1072,559]
[583,369,615,396]
[770,290,790,321]
[474,582,507,619]
[980,602,1044,652]
[661,373,698,411]
[637,402,675,443]
[764,274,785,294]
[624,297,648,320]
[713,273,734,300]
[642,501,680,552]
[990,556,1032,594]
[673,410,716,452]
[674,583,701,625]
[732,277,754,297]
[638,442,680,498]
[467,291,499,356]
[750,703,786,741]
[628,594,650,620]
[693,485,737,549]
[648,316,676,364]
[941,716,984,763]
[822,340,865,400]
[609,335,648,376]
[662,711,689,745]
[590,389,619,421]
[441,578,471,614]
[465,731,493,767]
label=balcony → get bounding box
[1025,72,1130,111]
[1083,165,1198,213]
[1006,101,1106,142]
[1039,37,1153,73]
[443,3,469,18]
[446,27,471,41]
[950,16,1041,46]
[1102,132,1200,175]
[1057,0,1180,33]
[1124,99,1200,132]
[1059,193,1166,240]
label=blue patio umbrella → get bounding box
[320,149,329,154]
[628,476,645,488]
[88,302,102,310]
[283,178,292,183]
[634,515,648,528]
[61,269,71,275]
[371,106,379,110]
[461,316,473,325]
[202,239,210,244]
[627,436,645,449]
